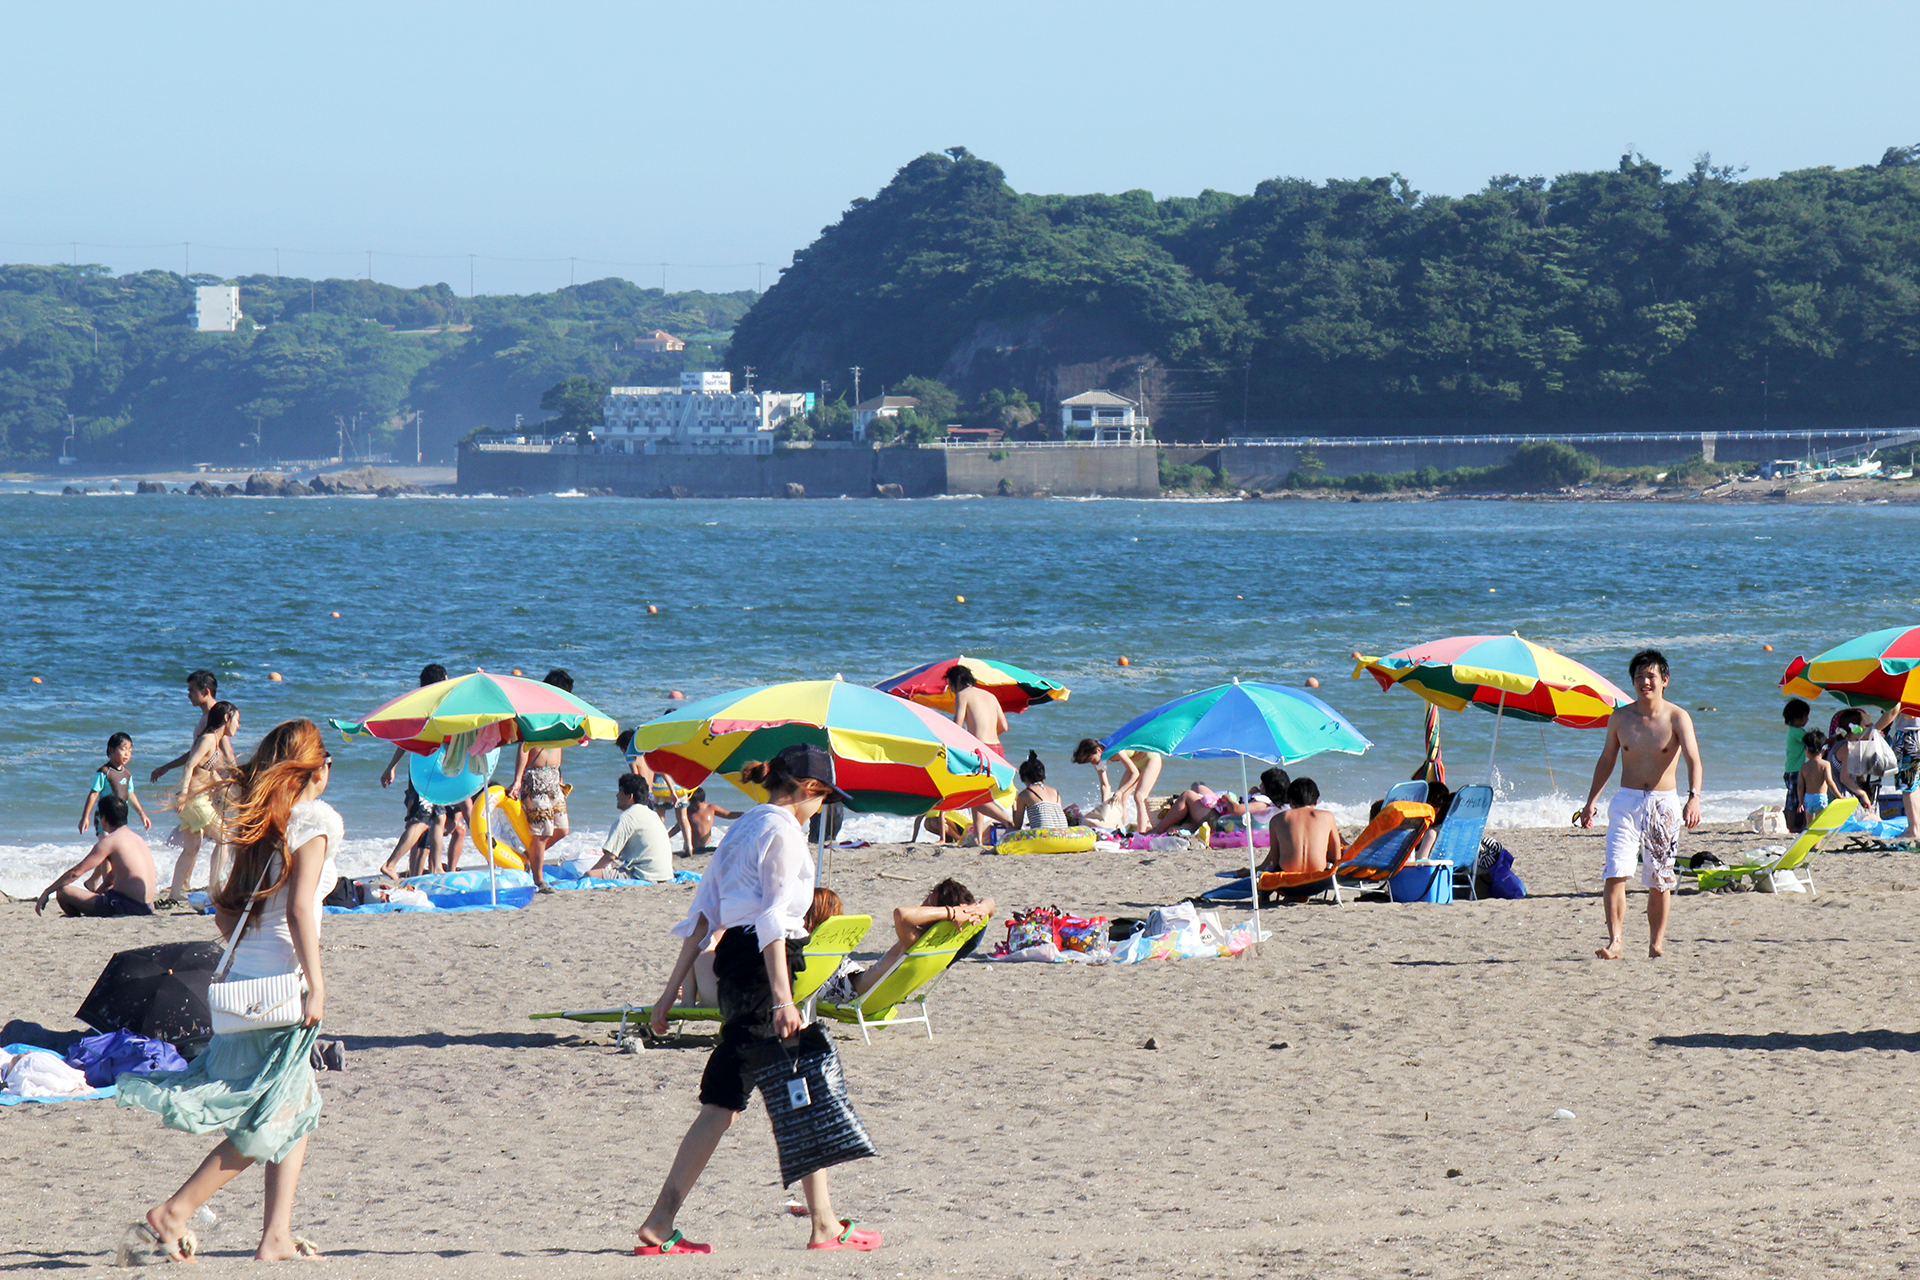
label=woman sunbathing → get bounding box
[818,878,995,1003]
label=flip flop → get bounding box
[634,1229,712,1256]
[115,1221,196,1266]
[808,1220,882,1251]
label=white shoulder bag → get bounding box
[207,853,307,1035]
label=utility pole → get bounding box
[851,366,862,408]
[757,262,765,293]
[743,365,755,393]
[569,258,576,287]
[415,410,423,465]
[184,242,190,276]
[335,415,344,462]
[366,251,372,282]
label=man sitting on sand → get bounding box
[37,796,157,917]
[582,774,673,882]
[683,787,739,853]
[1257,777,1344,900]
[1577,648,1703,960]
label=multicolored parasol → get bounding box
[875,655,1069,715]
[1351,634,1629,729]
[1103,679,1372,764]
[628,679,1016,817]
[329,671,619,756]
[1780,626,1920,712]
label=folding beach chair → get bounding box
[1255,801,1436,906]
[1383,780,1428,804]
[528,914,874,1043]
[816,917,987,1044]
[1691,798,1856,895]
[1430,784,1494,899]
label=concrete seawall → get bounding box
[458,443,1160,498]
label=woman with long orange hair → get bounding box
[115,719,340,1264]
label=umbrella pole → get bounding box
[1240,755,1259,957]
[482,779,497,908]
[1487,691,1507,784]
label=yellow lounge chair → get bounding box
[1692,798,1856,894]
[816,917,987,1044]
[529,914,874,1041]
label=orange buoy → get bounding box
[646,604,659,615]
[669,689,685,700]
[269,672,283,682]
[1305,677,1320,688]
[1763,644,1774,652]
[30,675,42,683]
[330,611,340,618]
[1117,656,1130,667]
[512,668,523,675]
[1487,588,1496,593]
[955,595,966,604]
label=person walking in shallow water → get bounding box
[1577,648,1703,960]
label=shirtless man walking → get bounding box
[1577,648,1703,960]
[946,665,1014,844]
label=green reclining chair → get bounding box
[528,914,874,1042]
[1691,798,1856,894]
[816,917,987,1044]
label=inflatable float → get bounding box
[993,826,1097,855]
[473,784,533,870]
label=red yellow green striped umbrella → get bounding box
[875,655,1069,715]
[1352,634,1629,729]
[1780,625,1920,711]
[629,679,1015,816]
[330,670,619,755]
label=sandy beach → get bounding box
[4,821,1917,1277]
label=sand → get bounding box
[5,822,1920,1277]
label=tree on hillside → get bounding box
[890,376,957,425]
[540,375,607,441]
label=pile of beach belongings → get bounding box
[320,864,700,914]
[1,1030,187,1106]
[986,903,1265,965]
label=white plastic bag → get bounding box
[1747,805,1789,836]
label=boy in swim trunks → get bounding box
[38,796,157,917]
[508,668,575,893]
[1577,648,1703,960]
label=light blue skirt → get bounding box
[115,1023,320,1164]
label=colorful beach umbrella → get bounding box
[331,670,619,907]
[1104,679,1373,953]
[1103,679,1373,764]
[875,655,1069,715]
[628,679,1016,818]
[1351,634,1629,729]
[1780,626,1920,712]
[330,671,619,756]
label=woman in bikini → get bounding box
[1073,738,1162,833]
[165,701,238,904]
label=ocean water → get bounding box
[2,488,1909,896]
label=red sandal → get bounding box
[635,1229,712,1255]
[808,1220,882,1251]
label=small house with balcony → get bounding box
[1060,391,1148,443]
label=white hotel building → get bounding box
[600,372,808,455]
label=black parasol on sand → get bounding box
[76,941,222,1057]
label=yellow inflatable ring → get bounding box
[994,826,1097,855]
[474,784,533,870]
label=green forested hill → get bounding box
[732,148,1920,435]
[0,268,751,463]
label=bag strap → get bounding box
[212,849,281,982]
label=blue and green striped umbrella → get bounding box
[1104,679,1373,764]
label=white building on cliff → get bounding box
[601,372,808,455]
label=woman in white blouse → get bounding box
[634,743,882,1255]
[117,719,338,1264]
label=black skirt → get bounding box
[698,925,806,1113]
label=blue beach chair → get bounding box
[1429,784,1494,900]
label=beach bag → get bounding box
[750,1023,878,1187]
[207,856,306,1036]
[1482,844,1527,900]
[1852,730,1897,780]
[1005,906,1061,953]
[1747,805,1790,836]
[1055,915,1109,953]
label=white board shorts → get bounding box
[1603,788,1681,891]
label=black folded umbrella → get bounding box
[76,941,222,1057]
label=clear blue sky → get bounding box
[4,0,1914,297]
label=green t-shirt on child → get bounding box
[1785,725,1807,774]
